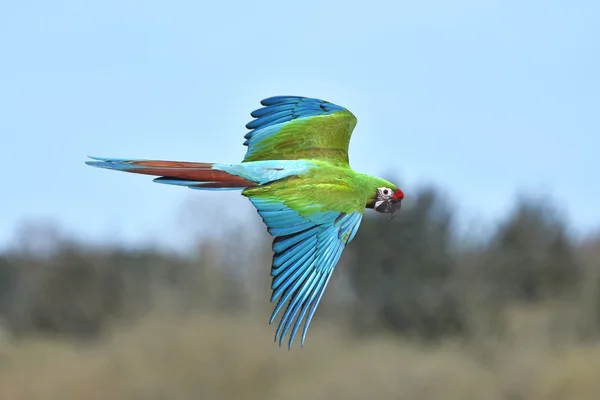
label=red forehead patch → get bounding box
[392,189,404,201]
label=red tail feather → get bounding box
[100,159,257,188]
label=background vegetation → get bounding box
[0,181,599,399]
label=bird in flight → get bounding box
[86,95,404,349]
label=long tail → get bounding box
[85,156,257,190]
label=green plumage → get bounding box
[243,110,358,165]
[243,162,397,218]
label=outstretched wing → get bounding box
[243,96,358,165]
[246,195,363,349]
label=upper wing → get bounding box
[246,195,363,349]
[242,96,358,165]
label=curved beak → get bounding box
[389,200,402,220]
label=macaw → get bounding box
[86,96,404,349]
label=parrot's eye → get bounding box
[378,188,391,196]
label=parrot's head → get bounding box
[368,186,404,220]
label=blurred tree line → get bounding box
[0,180,599,344]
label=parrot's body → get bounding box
[86,96,404,348]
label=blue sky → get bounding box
[1,0,598,251]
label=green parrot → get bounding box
[86,96,404,349]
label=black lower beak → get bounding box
[389,201,402,220]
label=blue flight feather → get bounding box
[289,271,328,347]
[260,96,306,106]
[278,271,319,345]
[272,236,317,271]
[272,227,318,254]
[272,264,314,326]
[272,237,317,270]
[250,104,297,118]
[302,272,334,344]
[247,196,363,349]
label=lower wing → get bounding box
[246,194,363,349]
